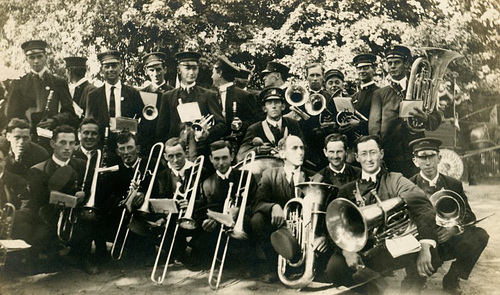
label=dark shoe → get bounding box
[443,273,463,294]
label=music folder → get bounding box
[115,117,138,133]
[149,199,178,214]
[333,97,355,113]
[177,102,202,123]
[399,100,424,118]
[49,191,84,208]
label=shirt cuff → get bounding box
[419,239,437,248]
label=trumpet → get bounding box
[208,151,255,290]
[151,155,204,284]
[285,85,326,120]
[111,142,164,260]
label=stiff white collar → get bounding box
[218,82,234,92]
[361,167,381,182]
[52,154,70,167]
[420,171,439,187]
[329,163,346,174]
[169,160,194,177]
[216,167,233,180]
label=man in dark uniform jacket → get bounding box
[324,135,440,294]
[339,53,379,139]
[73,118,100,161]
[320,69,345,137]
[408,137,489,294]
[237,87,302,161]
[27,125,97,272]
[312,133,361,188]
[86,50,144,164]
[64,56,96,113]
[211,56,256,140]
[369,45,442,178]
[139,52,173,155]
[3,118,49,177]
[260,61,290,120]
[6,40,77,132]
[251,135,315,281]
[155,51,226,146]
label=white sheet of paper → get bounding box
[333,97,355,113]
[177,102,202,123]
[36,127,53,139]
[385,234,422,258]
[399,100,424,118]
[0,239,31,250]
[149,199,178,214]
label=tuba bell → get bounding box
[285,85,326,120]
[429,190,465,228]
[274,182,336,289]
[326,190,415,254]
[402,47,462,133]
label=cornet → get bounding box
[151,155,205,284]
[111,142,164,260]
[208,151,255,290]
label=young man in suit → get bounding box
[85,50,144,164]
[73,118,100,161]
[324,135,440,294]
[6,40,77,132]
[237,87,302,161]
[408,137,489,294]
[251,135,315,282]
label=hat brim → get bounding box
[145,60,163,67]
[355,62,374,67]
[101,58,120,64]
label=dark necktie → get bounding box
[109,86,116,117]
[290,172,296,198]
[269,124,281,142]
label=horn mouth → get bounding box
[326,198,367,253]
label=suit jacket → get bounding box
[219,85,256,136]
[368,85,441,161]
[252,166,314,217]
[4,141,50,178]
[0,171,30,210]
[312,163,361,188]
[28,158,87,213]
[155,85,227,144]
[337,171,438,242]
[6,72,77,127]
[73,80,96,111]
[351,83,379,136]
[409,173,476,225]
[237,117,303,161]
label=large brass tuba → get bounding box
[401,47,462,133]
[326,190,415,253]
[274,182,336,289]
[429,190,465,228]
[208,151,255,290]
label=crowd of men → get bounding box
[0,39,489,295]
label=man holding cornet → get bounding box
[408,137,489,294]
[325,135,440,294]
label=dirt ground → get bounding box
[1,182,499,295]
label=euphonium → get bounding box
[429,190,465,228]
[208,151,255,290]
[151,155,204,284]
[275,182,336,289]
[111,142,164,260]
[402,47,462,133]
[285,85,327,120]
[326,190,415,254]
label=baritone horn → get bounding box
[429,190,465,228]
[285,85,326,120]
[326,190,416,254]
[111,142,164,260]
[151,155,205,284]
[402,47,462,133]
[208,151,255,290]
[274,182,336,289]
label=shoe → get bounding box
[443,273,463,294]
[82,260,100,275]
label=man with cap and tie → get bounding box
[339,53,379,139]
[6,40,77,134]
[325,135,440,294]
[237,87,303,161]
[369,45,441,178]
[251,135,316,282]
[261,61,290,120]
[211,55,256,144]
[86,50,144,164]
[139,52,173,154]
[408,137,489,294]
[155,51,226,159]
[64,56,96,112]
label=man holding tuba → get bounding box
[369,45,442,178]
[408,137,489,294]
[324,135,440,294]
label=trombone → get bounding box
[111,142,164,260]
[151,155,204,284]
[208,151,255,290]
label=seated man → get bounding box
[237,87,302,161]
[408,137,489,294]
[251,135,315,281]
[312,133,361,188]
[3,118,49,177]
[73,118,100,161]
[324,135,440,294]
